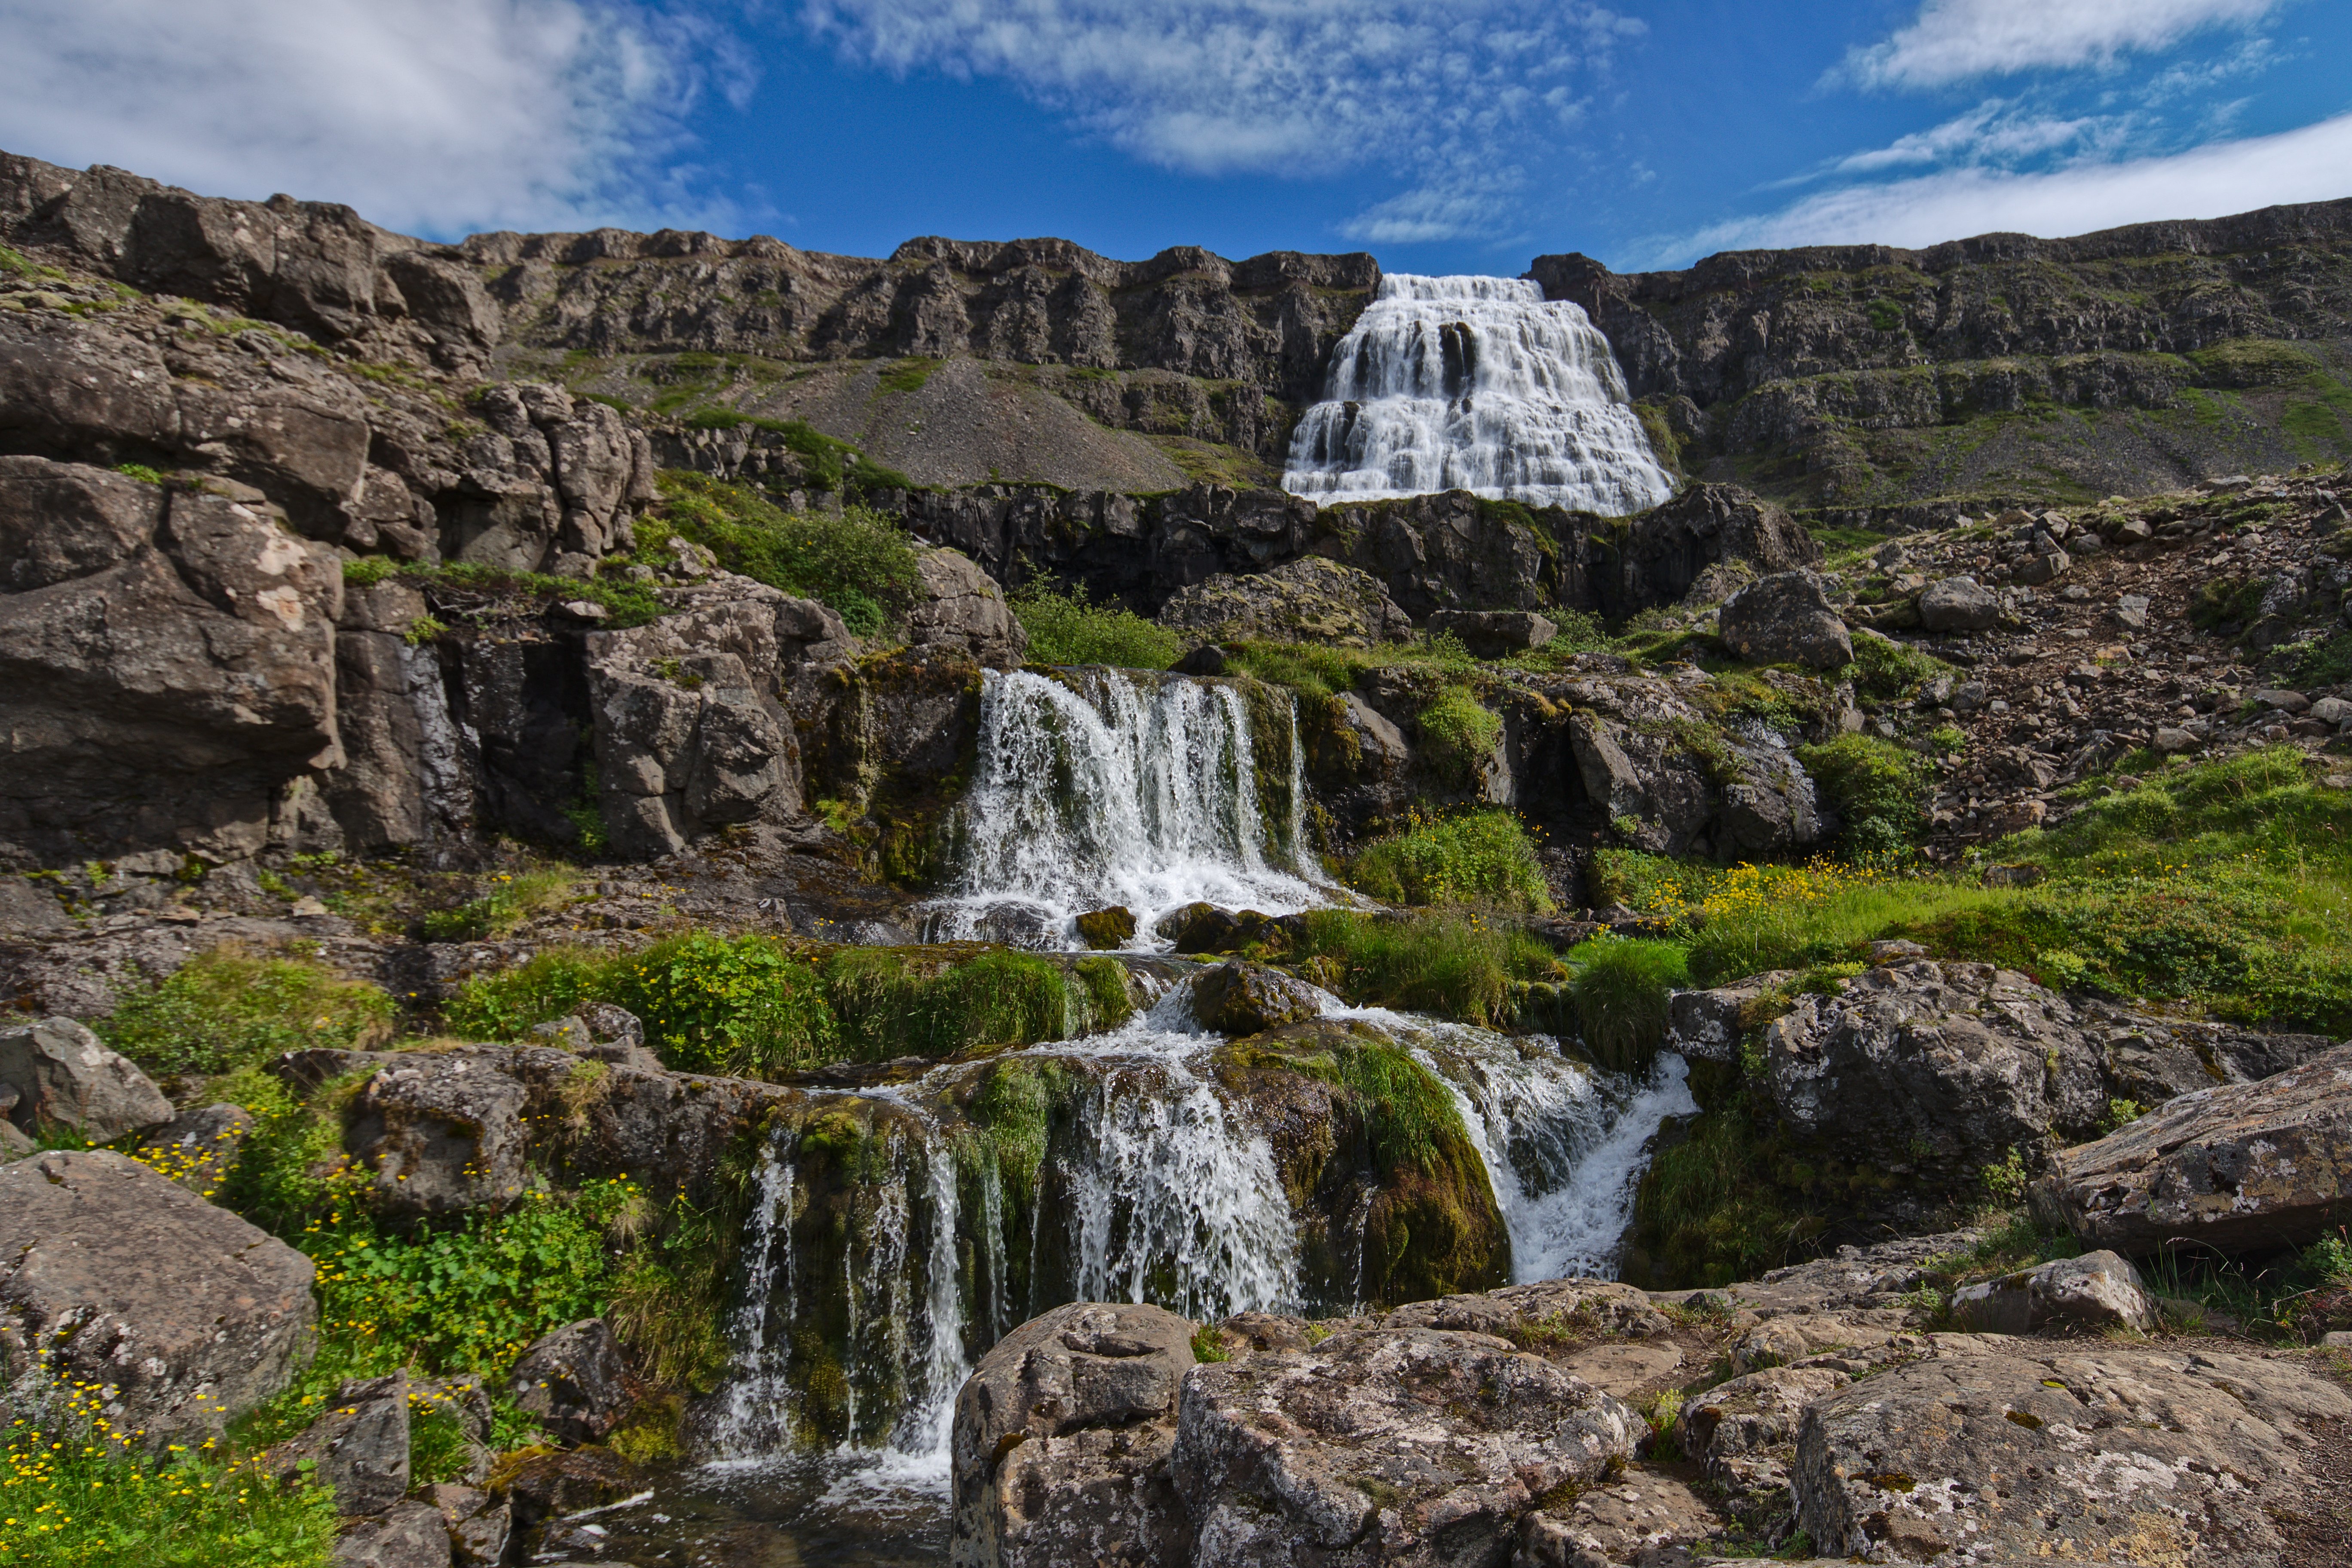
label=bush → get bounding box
[1348,810,1553,911]
[646,473,919,636]
[612,932,837,1077]
[1567,937,1690,1074]
[1415,686,1501,783]
[1009,581,1181,669]
[98,948,393,1078]
[1291,910,1553,1026]
[1799,734,1927,862]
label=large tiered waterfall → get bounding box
[1283,274,1675,514]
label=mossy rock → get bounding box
[1075,906,1137,949]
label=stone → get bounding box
[264,1371,413,1515]
[1792,1339,2352,1565]
[1425,608,1558,658]
[1074,906,1138,949]
[1170,643,1228,676]
[132,1102,254,1197]
[1155,903,1289,956]
[2034,1041,2352,1256]
[2252,686,2310,713]
[0,876,71,933]
[1948,1249,2158,1335]
[1158,556,1413,647]
[1599,482,1821,619]
[1171,1328,1642,1568]
[334,1501,453,1568]
[1190,960,1323,1036]
[0,1120,30,1162]
[1917,576,2001,632]
[506,1319,633,1446]
[1664,972,1796,1063]
[2110,593,2151,631]
[1384,1277,1672,1341]
[0,1015,173,1142]
[2012,548,2069,586]
[1715,571,1853,668]
[497,1445,647,1537]
[530,1007,663,1072]
[0,1150,315,1447]
[1679,1365,1851,1521]
[2153,724,2203,754]
[906,546,1029,668]
[345,1052,531,1217]
[2311,695,2352,726]
[949,1301,1195,1568]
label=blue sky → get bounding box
[6,1,2350,275]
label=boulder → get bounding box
[949,1301,1196,1568]
[264,1371,413,1515]
[1792,1339,2352,1565]
[1425,608,1557,658]
[1678,1365,1852,1525]
[1157,557,1412,648]
[907,546,1028,668]
[2034,1041,2352,1256]
[428,1484,510,1568]
[1171,1328,1642,1567]
[506,1319,633,1446]
[1190,961,1323,1036]
[1664,972,1795,1063]
[333,1501,453,1568]
[1715,571,1853,669]
[1074,906,1138,949]
[0,1015,173,1142]
[0,1149,316,1447]
[1156,903,1291,956]
[132,1102,254,1196]
[1917,576,2001,632]
[0,876,71,933]
[345,1053,531,1217]
[531,1006,664,1072]
[1948,1249,2159,1335]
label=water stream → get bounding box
[1283,273,1675,515]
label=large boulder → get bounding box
[1171,1328,1643,1567]
[1715,571,1853,669]
[1792,1339,2352,1565]
[1948,1249,2159,1335]
[1916,576,2001,632]
[2034,1041,2352,1256]
[1424,608,1556,658]
[1158,556,1412,648]
[0,1150,316,1447]
[344,1053,531,1217]
[907,545,1028,668]
[949,1301,1196,1568]
[1190,961,1324,1036]
[506,1319,632,1446]
[1679,1365,1852,1527]
[0,1015,173,1142]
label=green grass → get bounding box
[417,869,576,940]
[876,357,942,395]
[97,948,394,1079]
[1346,809,1553,912]
[1566,937,1690,1074]
[338,557,668,628]
[676,410,913,494]
[1415,686,1502,782]
[1798,734,1928,862]
[1008,581,1182,669]
[644,472,919,637]
[1288,909,1556,1027]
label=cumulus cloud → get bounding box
[1840,0,2285,89]
[802,0,1640,239]
[1657,109,2352,263]
[0,0,749,237]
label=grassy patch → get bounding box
[1346,808,1553,911]
[876,357,942,395]
[96,948,393,1080]
[338,556,667,629]
[644,472,919,637]
[1415,686,1502,783]
[1798,734,1929,863]
[676,409,913,494]
[1288,909,1555,1027]
[418,869,576,940]
[1009,581,1182,669]
[1566,937,1690,1074]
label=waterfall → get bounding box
[928,668,1328,946]
[1283,274,1675,515]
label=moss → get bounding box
[1074,907,1138,949]
[1416,686,1502,783]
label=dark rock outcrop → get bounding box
[506,1319,633,1446]
[263,1371,413,1516]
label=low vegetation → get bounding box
[1288,909,1559,1027]
[643,472,920,636]
[1346,808,1552,912]
[97,947,394,1081]
[1008,580,1182,669]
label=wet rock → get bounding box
[1171,643,1228,676]
[0,1149,315,1447]
[334,1501,453,1568]
[1425,608,1557,658]
[1949,1249,2158,1335]
[1172,1327,1642,1568]
[2034,1041,2352,1256]
[507,1319,633,1446]
[949,1301,1195,1568]
[263,1371,413,1516]
[1156,902,1291,956]
[132,1102,254,1196]
[1792,1339,2352,1565]
[1191,961,1324,1036]
[0,1015,173,1142]
[907,546,1028,668]
[1917,576,2001,632]
[1158,556,1412,647]
[1716,571,1853,669]
[345,1052,530,1217]
[1075,906,1138,949]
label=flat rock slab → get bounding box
[0,1149,316,1446]
[1793,1338,2352,1565]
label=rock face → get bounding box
[1424,609,1556,657]
[1716,571,1853,668]
[1792,1338,2352,1565]
[1597,482,1820,618]
[1158,556,1412,646]
[345,1052,532,1217]
[2035,1041,2352,1255]
[1190,961,1325,1036]
[1948,1249,2159,1335]
[908,546,1029,668]
[0,1149,316,1447]
[506,1319,632,1445]
[0,1014,172,1141]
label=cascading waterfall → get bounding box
[1283,274,1675,515]
[928,667,1329,946]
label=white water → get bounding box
[927,668,1332,946]
[1284,273,1675,515]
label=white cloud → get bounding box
[802,0,1642,240]
[1822,100,2118,176]
[1658,109,2352,263]
[1841,0,2285,90]
[0,0,747,237]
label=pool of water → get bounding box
[557,1455,949,1568]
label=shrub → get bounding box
[612,932,837,1077]
[1566,937,1690,1074]
[646,473,919,635]
[1291,910,1553,1026]
[1415,687,1501,782]
[1348,809,1553,911]
[98,948,393,1078]
[1008,581,1181,669]
[440,947,622,1042]
[1799,734,1927,863]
